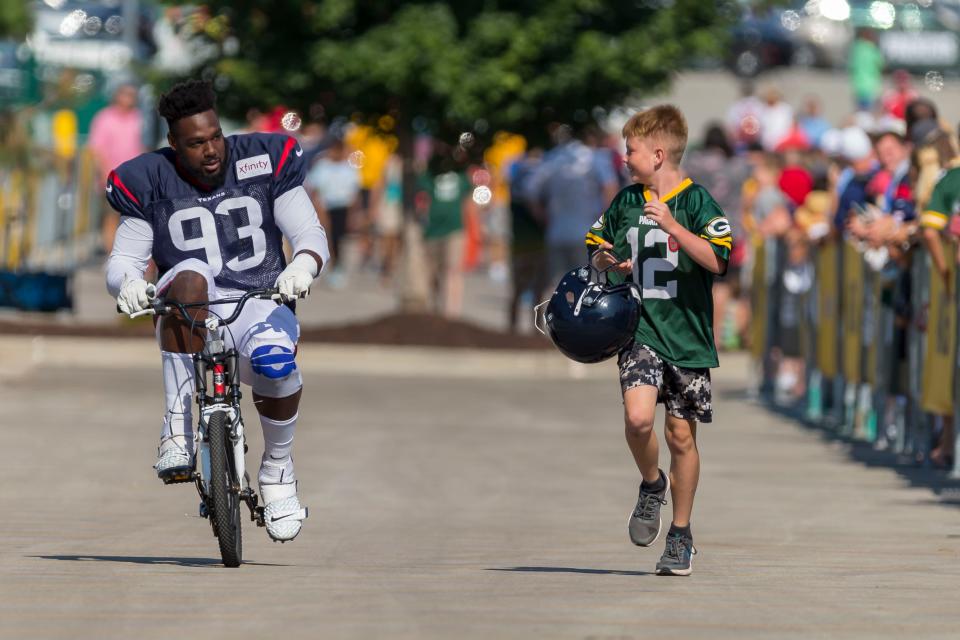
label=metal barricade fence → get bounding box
[840,240,861,437]
[907,248,928,461]
[751,235,958,474]
[0,146,101,273]
[918,237,956,472]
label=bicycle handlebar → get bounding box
[118,287,304,324]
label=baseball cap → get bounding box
[820,128,843,156]
[841,126,873,162]
[872,115,906,138]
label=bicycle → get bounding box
[122,287,299,567]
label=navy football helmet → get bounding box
[535,261,641,364]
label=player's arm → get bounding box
[586,196,630,274]
[271,136,330,299]
[106,217,153,297]
[644,199,730,276]
[272,136,330,273]
[103,167,154,300]
[274,186,329,274]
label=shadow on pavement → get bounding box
[32,555,289,568]
[718,387,960,508]
[487,566,654,576]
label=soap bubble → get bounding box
[925,71,944,92]
[348,150,366,169]
[472,185,492,206]
[281,111,302,132]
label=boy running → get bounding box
[586,105,732,575]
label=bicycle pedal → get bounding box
[159,469,195,484]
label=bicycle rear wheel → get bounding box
[208,410,242,567]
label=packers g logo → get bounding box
[705,217,731,238]
[591,213,604,230]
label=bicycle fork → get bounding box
[192,333,266,529]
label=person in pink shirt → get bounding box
[89,83,145,253]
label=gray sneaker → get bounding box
[656,532,697,576]
[628,469,669,546]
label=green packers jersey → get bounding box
[921,166,960,231]
[585,179,732,368]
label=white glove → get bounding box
[275,254,318,301]
[117,277,156,315]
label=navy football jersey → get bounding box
[106,133,305,291]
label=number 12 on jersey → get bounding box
[627,227,678,300]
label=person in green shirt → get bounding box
[849,28,884,112]
[919,159,960,468]
[416,154,473,317]
[587,104,732,576]
[921,164,960,283]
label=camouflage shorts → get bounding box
[617,343,713,423]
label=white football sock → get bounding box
[161,351,195,449]
[259,412,297,485]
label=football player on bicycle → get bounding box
[106,80,329,542]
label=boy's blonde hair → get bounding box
[621,105,688,165]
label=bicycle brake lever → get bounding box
[128,308,157,319]
[128,298,169,319]
[267,290,308,302]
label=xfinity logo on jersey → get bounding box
[235,154,273,180]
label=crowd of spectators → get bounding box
[711,74,960,469]
[272,71,959,422]
[83,72,960,472]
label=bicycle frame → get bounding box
[131,288,285,529]
[192,315,261,526]
[122,286,303,564]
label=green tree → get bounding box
[0,0,31,39]
[164,1,738,309]
[165,0,737,144]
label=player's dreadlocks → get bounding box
[158,79,217,127]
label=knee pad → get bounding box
[248,336,303,398]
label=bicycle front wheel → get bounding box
[208,410,242,567]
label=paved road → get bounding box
[2,338,960,639]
